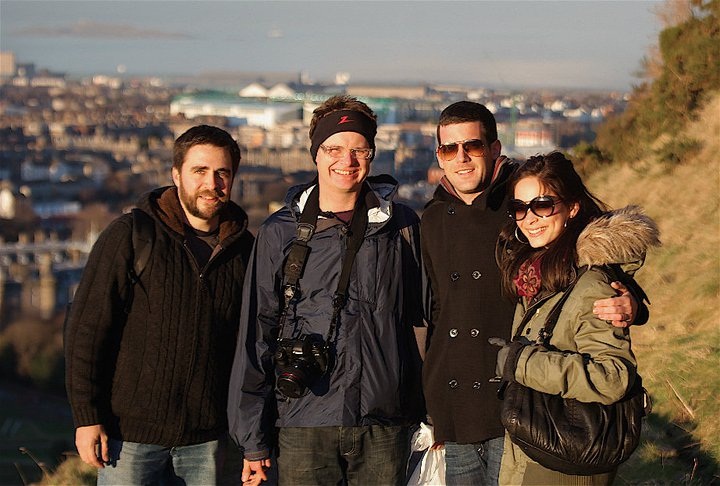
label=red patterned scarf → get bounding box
[514,257,543,299]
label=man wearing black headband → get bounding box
[228,95,425,485]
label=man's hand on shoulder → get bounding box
[75,424,109,468]
[593,281,637,328]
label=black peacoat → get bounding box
[421,160,516,445]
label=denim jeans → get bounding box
[98,436,235,486]
[444,436,504,486]
[277,426,410,486]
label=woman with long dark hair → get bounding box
[494,152,660,484]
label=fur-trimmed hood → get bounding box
[577,205,661,268]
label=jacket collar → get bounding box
[429,155,516,210]
[286,175,399,225]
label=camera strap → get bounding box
[282,185,321,303]
[327,185,369,342]
[279,182,370,342]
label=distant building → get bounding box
[0,51,16,79]
[335,72,350,85]
[0,230,92,325]
[92,75,123,89]
[512,119,558,156]
[0,186,16,219]
[239,82,297,100]
[347,84,428,100]
[30,75,67,88]
[15,62,35,78]
[514,120,556,148]
[170,93,302,129]
[267,83,296,100]
[239,82,269,98]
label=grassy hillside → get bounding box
[588,94,720,484]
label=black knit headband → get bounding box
[310,110,377,162]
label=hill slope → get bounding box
[587,94,720,483]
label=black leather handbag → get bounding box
[499,269,651,475]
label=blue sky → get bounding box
[1,0,663,90]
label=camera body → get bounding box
[274,334,330,398]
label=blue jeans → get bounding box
[444,436,504,486]
[277,426,409,486]
[98,436,236,486]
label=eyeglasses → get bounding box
[437,138,487,161]
[320,145,375,160]
[508,196,563,221]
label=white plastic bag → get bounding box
[407,423,446,486]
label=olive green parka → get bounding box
[499,206,660,485]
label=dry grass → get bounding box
[588,94,720,483]
[37,455,96,486]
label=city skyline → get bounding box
[1,0,663,91]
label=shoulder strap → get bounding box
[332,185,369,308]
[513,266,588,344]
[278,184,369,342]
[130,208,155,281]
[282,186,320,292]
[537,266,589,344]
[124,208,155,313]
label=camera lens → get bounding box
[274,335,330,399]
[276,370,307,399]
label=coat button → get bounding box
[525,328,532,335]
[450,272,460,281]
[449,328,458,338]
[449,379,458,389]
[448,205,456,215]
[470,328,479,338]
[472,271,481,279]
[473,381,482,389]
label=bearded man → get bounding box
[65,125,255,485]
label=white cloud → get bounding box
[13,19,194,40]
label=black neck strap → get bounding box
[280,183,370,342]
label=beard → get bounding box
[177,183,229,221]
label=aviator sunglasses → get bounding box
[508,196,563,221]
[437,138,487,161]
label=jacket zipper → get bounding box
[173,240,224,443]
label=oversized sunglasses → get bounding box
[437,138,486,161]
[508,196,563,221]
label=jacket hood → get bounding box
[577,206,661,268]
[284,174,398,225]
[137,186,249,243]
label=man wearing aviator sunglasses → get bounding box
[419,101,647,485]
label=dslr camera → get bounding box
[274,334,329,399]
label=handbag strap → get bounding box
[513,266,589,344]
